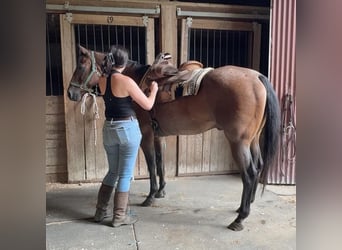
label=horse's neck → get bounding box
[125,62,150,85]
[94,51,106,63]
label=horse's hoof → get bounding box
[227,221,244,231]
[141,198,154,207]
[155,190,166,198]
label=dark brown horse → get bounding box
[67,45,280,231]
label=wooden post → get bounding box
[180,18,189,64]
[160,4,178,64]
[252,22,261,71]
[60,14,86,182]
[146,17,155,65]
[159,4,178,177]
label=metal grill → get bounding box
[188,28,251,68]
[46,16,148,96]
[46,14,63,96]
[74,24,147,63]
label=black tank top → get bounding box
[103,71,136,118]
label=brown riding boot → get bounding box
[112,192,138,227]
[94,183,114,222]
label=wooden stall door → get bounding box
[61,13,155,182]
[177,18,261,176]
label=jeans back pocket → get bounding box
[115,127,129,144]
[103,124,130,146]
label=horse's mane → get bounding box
[125,60,150,80]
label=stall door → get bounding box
[177,18,262,176]
[60,13,155,182]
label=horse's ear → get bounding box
[79,45,88,55]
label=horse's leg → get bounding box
[235,174,258,213]
[249,139,262,204]
[235,135,263,213]
[154,136,166,198]
[228,141,257,231]
[140,132,158,206]
[250,173,260,204]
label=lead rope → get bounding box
[280,93,296,176]
[81,93,100,145]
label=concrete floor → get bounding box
[46,175,296,250]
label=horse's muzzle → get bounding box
[67,86,81,101]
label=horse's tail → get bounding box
[258,74,281,187]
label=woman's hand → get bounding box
[150,81,158,94]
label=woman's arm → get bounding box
[126,77,158,110]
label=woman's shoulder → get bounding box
[111,72,132,82]
[111,73,137,92]
[118,74,137,86]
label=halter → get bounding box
[70,51,102,94]
[69,49,108,146]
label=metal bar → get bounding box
[206,30,209,66]
[123,26,126,47]
[129,27,133,59]
[218,30,222,66]
[46,18,53,96]
[115,26,118,45]
[137,27,140,63]
[100,25,104,52]
[199,29,202,62]
[177,8,269,20]
[225,30,228,65]
[92,24,96,51]
[193,29,196,60]
[238,31,241,66]
[85,24,88,49]
[212,30,215,67]
[107,26,110,47]
[46,4,160,15]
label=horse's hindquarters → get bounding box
[202,66,267,141]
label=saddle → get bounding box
[149,58,212,103]
[168,64,213,99]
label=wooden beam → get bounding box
[70,14,145,26]
[191,19,254,31]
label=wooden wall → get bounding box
[46,96,67,182]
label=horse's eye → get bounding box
[78,64,85,71]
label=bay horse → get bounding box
[67,45,280,231]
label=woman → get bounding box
[94,45,158,227]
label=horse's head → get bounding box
[152,52,172,66]
[67,45,107,101]
[147,52,178,82]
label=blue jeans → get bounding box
[102,118,142,192]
